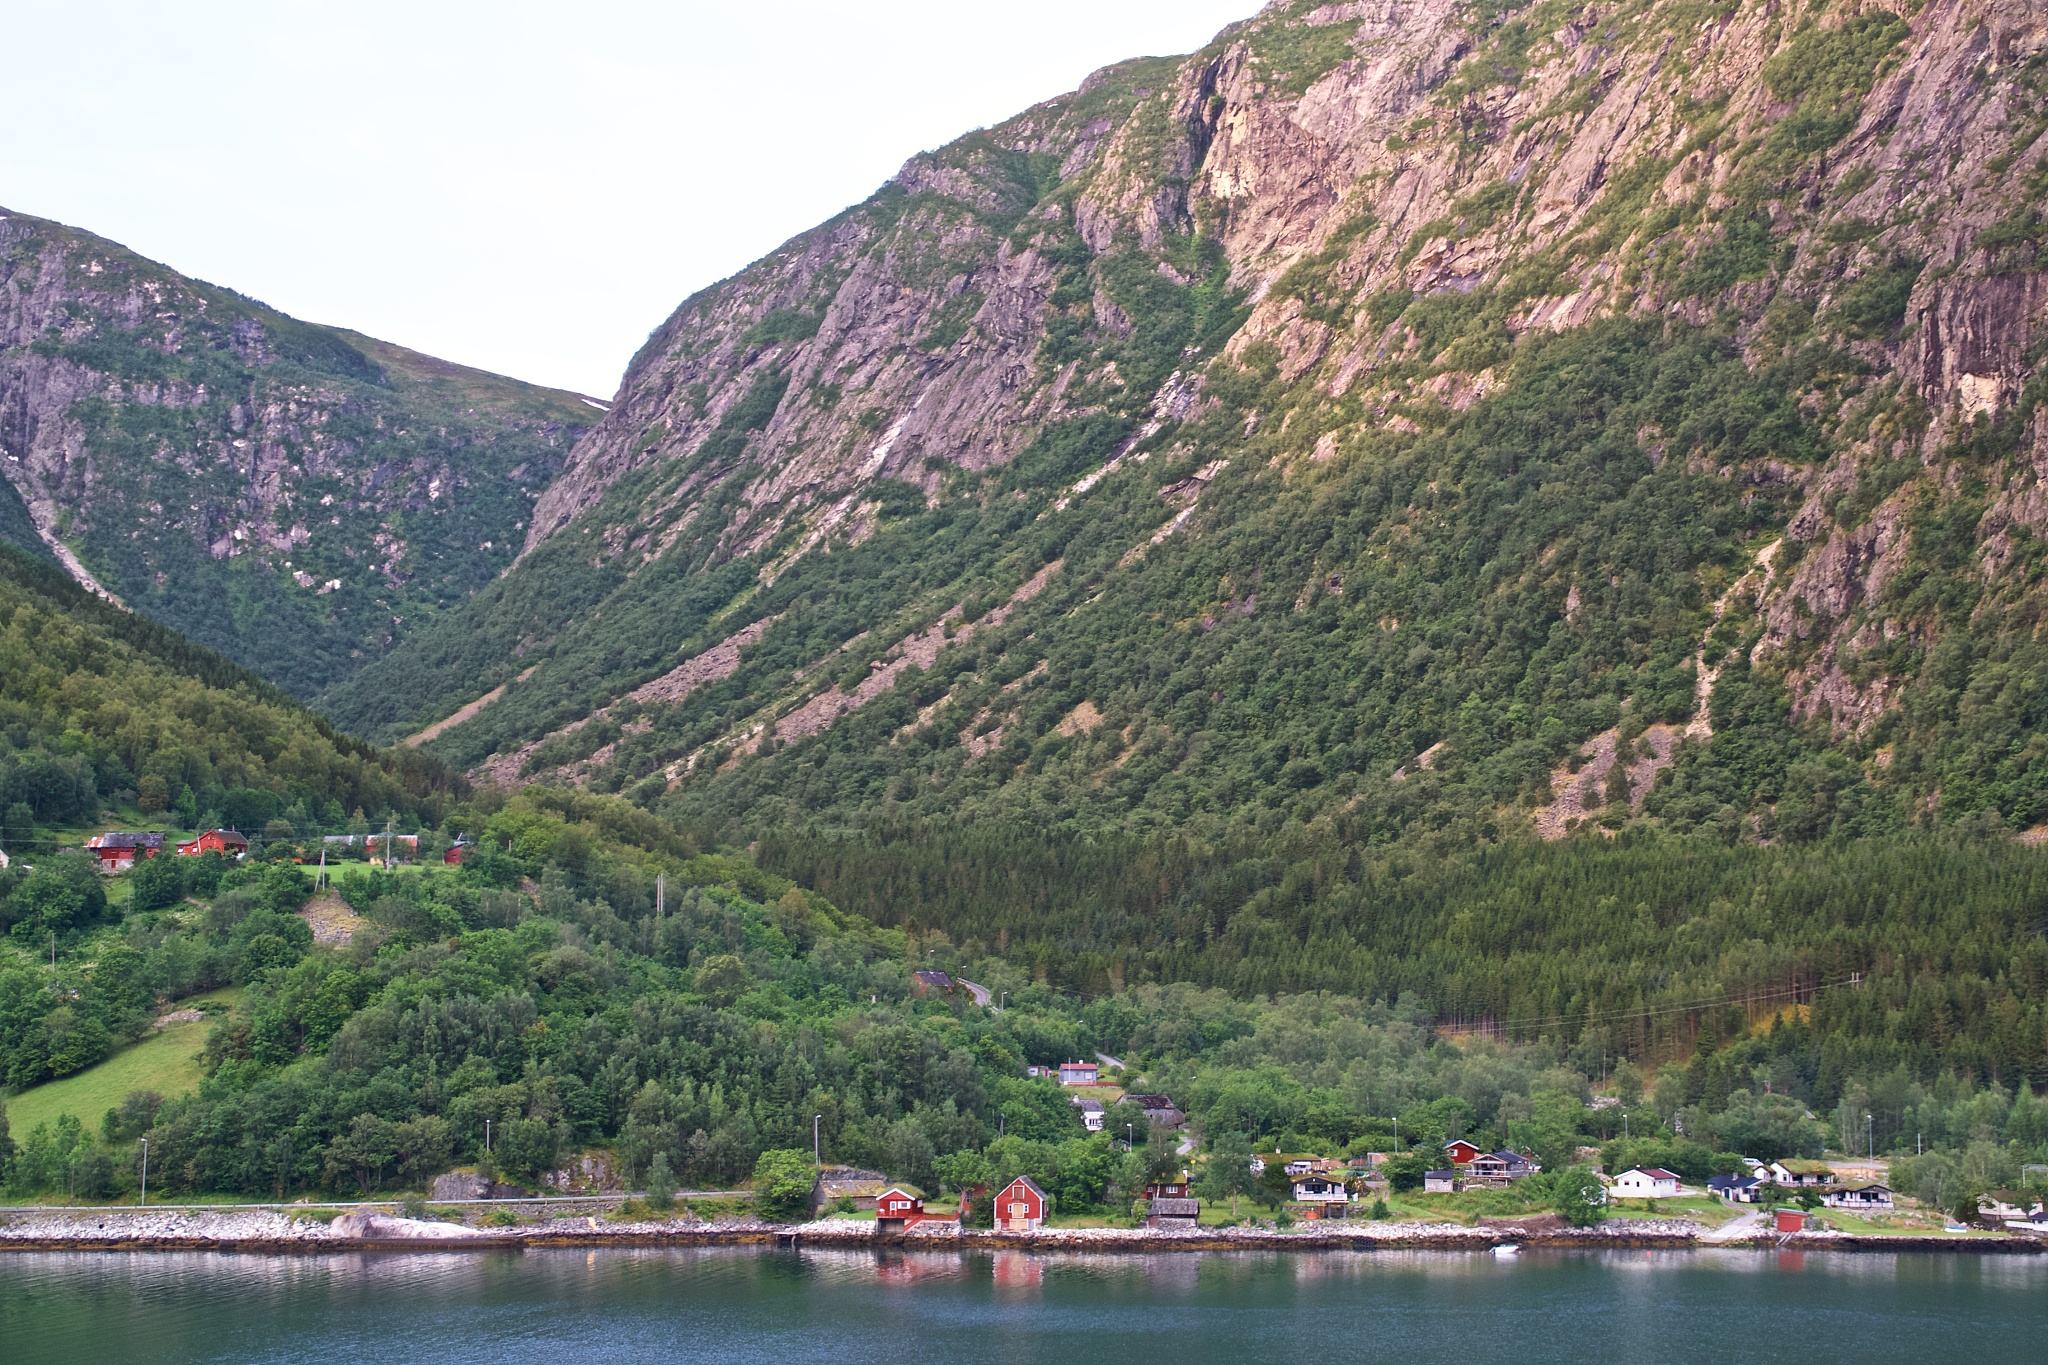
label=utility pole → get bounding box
[1866,1113,1873,1160]
[657,873,665,918]
[139,1138,148,1208]
[813,1114,822,1165]
[384,813,394,870]
[485,1119,492,1155]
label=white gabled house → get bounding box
[1766,1160,1832,1188]
[1290,1174,1353,1217]
[1609,1168,1681,1199]
[1822,1181,1894,1211]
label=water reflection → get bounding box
[2,1246,2042,1365]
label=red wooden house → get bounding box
[87,832,165,870]
[1445,1140,1483,1166]
[876,1186,925,1227]
[444,837,472,865]
[995,1176,1047,1232]
[176,828,248,858]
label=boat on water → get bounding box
[1492,1245,1520,1258]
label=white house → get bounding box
[1291,1174,1352,1208]
[1765,1160,1831,1188]
[1070,1096,1105,1132]
[1609,1168,1681,1199]
[1978,1191,2045,1223]
[1423,1170,1459,1194]
[1822,1181,1894,1211]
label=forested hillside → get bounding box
[0,208,598,697]
[0,538,454,859]
[2,790,2042,1211]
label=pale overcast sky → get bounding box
[3,1,1254,397]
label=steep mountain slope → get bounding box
[0,209,599,698]
[341,0,2048,849]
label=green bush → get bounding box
[751,1149,817,1221]
[1548,1168,1608,1227]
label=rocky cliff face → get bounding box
[0,210,598,697]
[340,0,2048,846]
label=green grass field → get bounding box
[2,989,238,1140]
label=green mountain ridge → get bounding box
[337,0,2048,859]
[0,208,600,699]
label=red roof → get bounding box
[1641,1169,1680,1181]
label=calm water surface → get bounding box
[1,1246,2038,1363]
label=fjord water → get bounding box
[2,1247,2039,1363]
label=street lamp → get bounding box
[813,1114,823,1164]
[1127,1122,1134,1153]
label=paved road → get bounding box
[954,978,992,1007]
[1095,1051,1126,1070]
[1700,1208,1766,1243]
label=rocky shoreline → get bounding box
[0,1207,2040,1256]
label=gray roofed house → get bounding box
[1122,1093,1187,1127]
[1147,1196,1201,1229]
[811,1165,890,1213]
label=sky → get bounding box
[3,1,1255,398]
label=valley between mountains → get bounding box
[3,0,2048,1222]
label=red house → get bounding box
[1445,1140,1483,1166]
[876,1186,925,1226]
[995,1176,1047,1232]
[86,832,165,870]
[444,837,472,865]
[177,829,249,858]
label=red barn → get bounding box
[1774,1208,1812,1233]
[995,1176,1047,1232]
[86,832,165,870]
[177,829,248,858]
[876,1186,925,1226]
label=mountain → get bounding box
[0,209,600,699]
[0,537,454,853]
[334,0,2046,854]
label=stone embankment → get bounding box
[4,1206,2036,1255]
